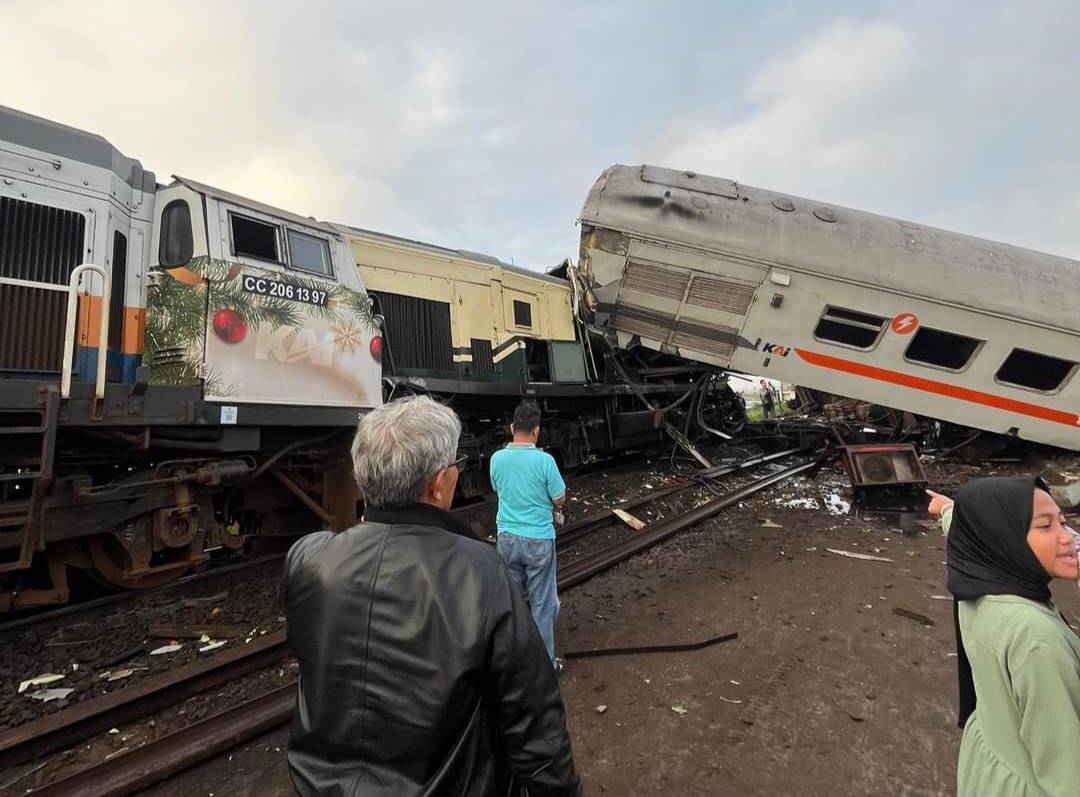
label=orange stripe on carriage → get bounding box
[795,348,1079,428]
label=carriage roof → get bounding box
[580,164,1080,334]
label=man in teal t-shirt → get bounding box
[490,402,566,672]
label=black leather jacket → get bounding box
[282,503,582,797]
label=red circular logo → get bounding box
[891,313,919,335]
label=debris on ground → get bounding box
[612,509,646,530]
[149,643,184,656]
[826,548,894,563]
[892,607,936,626]
[28,687,75,702]
[17,673,65,694]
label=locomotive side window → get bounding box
[813,306,886,349]
[286,229,333,277]
[513,300,533,328]
[904,327,981,371]
[995,349,1075,393]
[159,200,194,267]
[231,213,280,262]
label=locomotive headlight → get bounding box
[369,336,383,362]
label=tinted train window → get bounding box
[159,200,193,267]
[904,327,980,370]
[231,214,279,261]
[513,300,532,328]
[813,306,886,349]
[995,349,1075,392]
[287,229,332,277]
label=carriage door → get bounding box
[103,212,143,382]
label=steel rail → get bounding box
[0,555,285,633]
[0,630,289,768]
[25,686,296,797]
[556,448,803,547]
[557,458,818,591]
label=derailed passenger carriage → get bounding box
[577,164,1080,451]
[0,106,382,610]
[341,225,746,496]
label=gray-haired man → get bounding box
[283,395,582,797]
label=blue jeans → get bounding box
[496,532,559,665]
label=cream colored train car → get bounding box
[339,224,586,386]
[578,164,1080,450]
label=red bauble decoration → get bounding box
[212,308,247,344]
[369,336,383,362]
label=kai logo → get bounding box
[761,342,793,357]
[254,325,335,368]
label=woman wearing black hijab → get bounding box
[928,477,1080,797]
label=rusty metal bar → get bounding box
[26,685,296,797]
[0,631,288,767]
[271,468,333,526]
[558,458,817,590]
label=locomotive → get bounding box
[0,108,741,610]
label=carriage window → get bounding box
[231,214,280,261]
[995,349,1075,392]
[159,200,193,267]
[513,300,533,328]
[813,306,886,349]
[287,229,333,277]
[904,327,981,371]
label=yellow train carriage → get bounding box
[339,225,587,385]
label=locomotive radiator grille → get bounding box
[0,197,85,284]
[0,197,86,371]
[0,283,69,371]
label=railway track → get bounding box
[12,452,817,797]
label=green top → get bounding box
[942,508,1080,797]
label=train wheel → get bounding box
[88,535,191,590]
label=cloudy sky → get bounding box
[2,0,1077,269]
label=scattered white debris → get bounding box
[595,705,608,714]
[930,595,951,600]
[99,667,146,682]
[717,696,743,704]
[777,497,819,510]
[825,493,851,515]
[198,640,227,653]
[150,643,183,656]
[71,663,79,673]
[760,519,783,529]
[729,680,741,686]
[108,728,120,735]
[826,548,894,563]
[643,484,654,489]
[17,673,64,694]
[671,705,688,715]
[28,688,75,702]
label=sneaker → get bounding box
[553,657,565,676]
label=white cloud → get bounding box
[642,15,1080,260]
[644,20,925,201]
